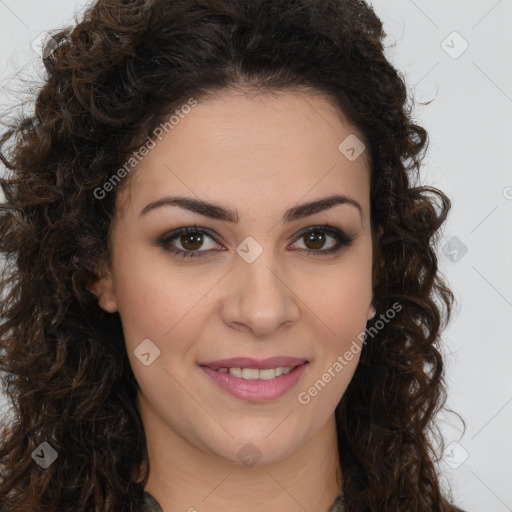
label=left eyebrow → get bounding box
[139,194,362,223]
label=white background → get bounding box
[1,1,511,511]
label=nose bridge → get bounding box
[222,238,299,336]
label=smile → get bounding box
[199,362,310,402]
[215,366,295,379]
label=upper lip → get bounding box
[199,356,308,370]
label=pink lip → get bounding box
[199,361,310,402]
[199,356,308,370]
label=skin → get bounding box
[91,89,375,512]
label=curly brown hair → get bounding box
[0,0,465,510]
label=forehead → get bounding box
[116,89,371,220]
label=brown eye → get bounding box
[158,227,221,258]
[158,224,355,259]
[179,232,204,251]
[291,226,355,256]
[302,230,328,250]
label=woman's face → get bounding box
[93,89,374,466]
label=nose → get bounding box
[221,248,300,338]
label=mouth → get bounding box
[208,365,298,380]
[198,357,310,402]
[199,356,308,371]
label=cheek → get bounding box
[297,271,368,412]
[115,259,211,398]
[300,249,372,338]
[295,244,372,400]
[111,236,216,343]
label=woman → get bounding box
[0,0,466,510]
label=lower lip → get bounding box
[199,363,309,402]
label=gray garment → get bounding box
[142,491,163,512]
[143,491,466,511]
[143,491,345,511]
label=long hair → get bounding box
[0,0,463,510]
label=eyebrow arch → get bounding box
[139,194,362,223]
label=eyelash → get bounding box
[157,223,356,259]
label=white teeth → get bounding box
[259,368,278,380]
[229,367,243,378]
[217,366,295,380]
[242,368,259,380]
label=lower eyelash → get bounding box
[158,225,355,259]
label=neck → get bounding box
[138,394,342,512]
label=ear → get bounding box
[367,304,376,320]
[87,263,118,313]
